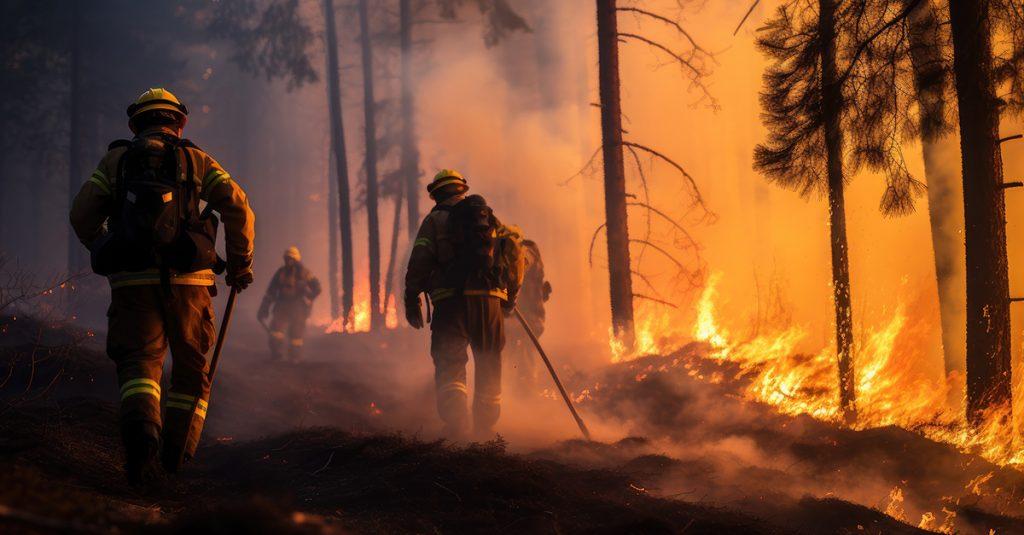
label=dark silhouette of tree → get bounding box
[755,0,861,422]
[358,0,384,331]
[596,0,634,345]
[323,0,355,325]
[400,0,420,239]
[591,0,713,349]
[948,0,1011,426]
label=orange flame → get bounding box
[617,272,1023,468]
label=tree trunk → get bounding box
[67,0,83,275]
[400,0,421,237]
[819,0,856,422]
[327,153,340,318]
[323,0,355,323]
[359,0,383,331]
[948,0,1012,426]
[906,0,965,378]
[383,188,404,323]
[595,0,634,347]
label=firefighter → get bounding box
[69,88,255,485]
[258,246,321,361]
[504,239,552,393]
[404,169,524,439]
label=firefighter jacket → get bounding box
[260,262,321,314]
[69,126,255,289]
[404,195,519,304]
[518,240,550,321]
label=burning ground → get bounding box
[1,311,1023,534]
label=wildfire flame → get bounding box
[615,272,1023,468]
[323,292,399,333]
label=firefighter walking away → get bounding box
[69,88,255,486]
[505,238,552,394]
[404,169,525,439]
[259,246,321,361]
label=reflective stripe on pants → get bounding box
[430,295,504,434]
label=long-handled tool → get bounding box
[173,287,238,469]
[207,286,238,381]
[513,306,592,441]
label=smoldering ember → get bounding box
[4,0,1024,533]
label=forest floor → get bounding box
[1,314,1023,534]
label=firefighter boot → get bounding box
[123,421,161,487]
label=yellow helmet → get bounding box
[127,88,188,132]
[427,169,468,198]
[284,246,301,262]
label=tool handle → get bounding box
[207,287,237,381]
[514,307,592,441]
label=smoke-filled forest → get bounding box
[5,0,1024,533]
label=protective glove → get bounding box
[405,294,424,329]
[226,267,253,292]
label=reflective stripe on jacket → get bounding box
[69,126,255,288]
[404,194,508,303]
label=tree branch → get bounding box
[616,7,708,53]
[626,201,700,250]
[837,0,924,85]
[733,0,761,36]
[588,223,607,267]
[629,239,684,269]
[618,32,701,77]
[622,141,709,213]
[631,269,663,297]
[633,293,678,309]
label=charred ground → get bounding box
[0,316,1020,534]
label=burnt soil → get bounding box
[0,315,1020,534]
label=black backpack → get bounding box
[443,194,500,290]
[90,135,220,278]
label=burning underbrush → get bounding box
[577,273,1024,534]
[607,273,1022,468]
[3,301,1024,533]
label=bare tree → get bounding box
[400,0,421,238]
[595,0,634,345]
[324,0,356,324]
[359,0,384,330]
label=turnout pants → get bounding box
[107,285,216,463]
[268,300,308,361]
[430,295,505,435]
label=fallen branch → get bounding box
[312,449,337,475]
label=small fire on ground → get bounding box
[609,272,1022,469]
